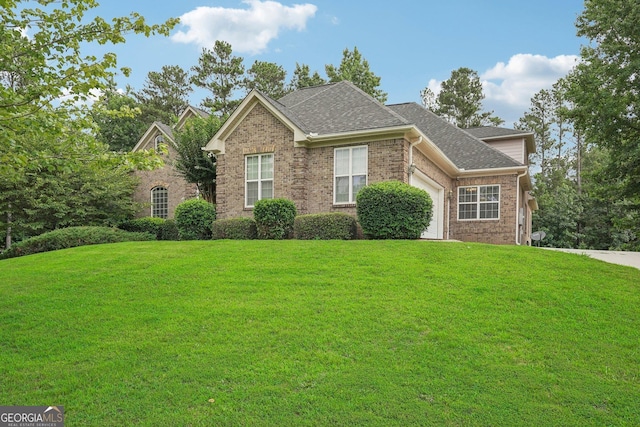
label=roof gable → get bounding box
[465,126,536,154]
[132,121,174,152]
[277,81,409,135]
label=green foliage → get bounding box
[422,67,503,127]
[325,46,388,103]
[158,219,180,241]
[566,0,640,198]
[135,65,192,126]
[0,0,173,247]
[212,217,258,240]
[288,63,327,90]
[119,217,166,239]
[253,198,297,240]
[0,226,154,259]
[91,87,147,152]
[172,114,222,203]
[357,181,432,239]
[174,199,216,240]
[245,60,288,99]
[190,40,245,116]
[0,136,142,246]
[293,213,359,240]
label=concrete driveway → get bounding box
[541,248,640,270]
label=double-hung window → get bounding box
[458,185,500,220]
[334,146,367,204]
[151,186,168,219]
[245,153,274,207]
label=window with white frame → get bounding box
[151,186,168,219]
[245,153,274,207]
[458,185,500,220]
[334,146,367,204]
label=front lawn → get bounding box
[0,241,638,425]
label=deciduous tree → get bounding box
[172,115,223,204]
[566,0,640,198]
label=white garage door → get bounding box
[411,172,443,239]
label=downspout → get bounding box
[407,136,422,184]
[515,169,528,245]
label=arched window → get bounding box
[151,187,168,219]
[154,134,164,151]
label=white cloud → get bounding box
[172,0,318,54]
[427,54,579,125]
[481,54,579,124]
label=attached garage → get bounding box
[411,170,444,239]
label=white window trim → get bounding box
[334,145,368,205]
[151,186,168,219]
[457,184,501,221]
[245,153,274,208]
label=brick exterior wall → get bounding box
[132,138,197,219]
[449,174,519,245]
[215,101,524,245]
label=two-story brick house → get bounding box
[204,81,536,245]
[131,106,206,219]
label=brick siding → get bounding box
[132,138,197,219]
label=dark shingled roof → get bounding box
[273,81,410,134]
[155,121,174,141]
[259,82,523,171]
[387,103,522,170]
[464,126,531,139]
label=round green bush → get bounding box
[0,226,155,259]
[212,217,257,240]
[294,213,359,240]
[253,198,297,240]
[356,180,432,239]
[174,198,216,240]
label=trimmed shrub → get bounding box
[356,180,433,239]
[119,217,165,239]
[0,226,155,259]
[253,198,297,240]
[212,217,257,240]
[174,198,216,240]
[294,213,359,240]
[158,219,180,241]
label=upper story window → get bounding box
[458,185,500,220]
[151,186,168,219]
[334,146,367,204]
[154,134,165,152]
[245,153,274,207]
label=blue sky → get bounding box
[92,0,586,126]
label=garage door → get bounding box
[411,172,443,239]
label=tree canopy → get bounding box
[421,67,503,128]
[566,0,640,198]
[190,40,245,117]
[325,47,387,103]
[135,65,192,126]
[0,0,175,248]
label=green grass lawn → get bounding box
[1,240,638,426]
